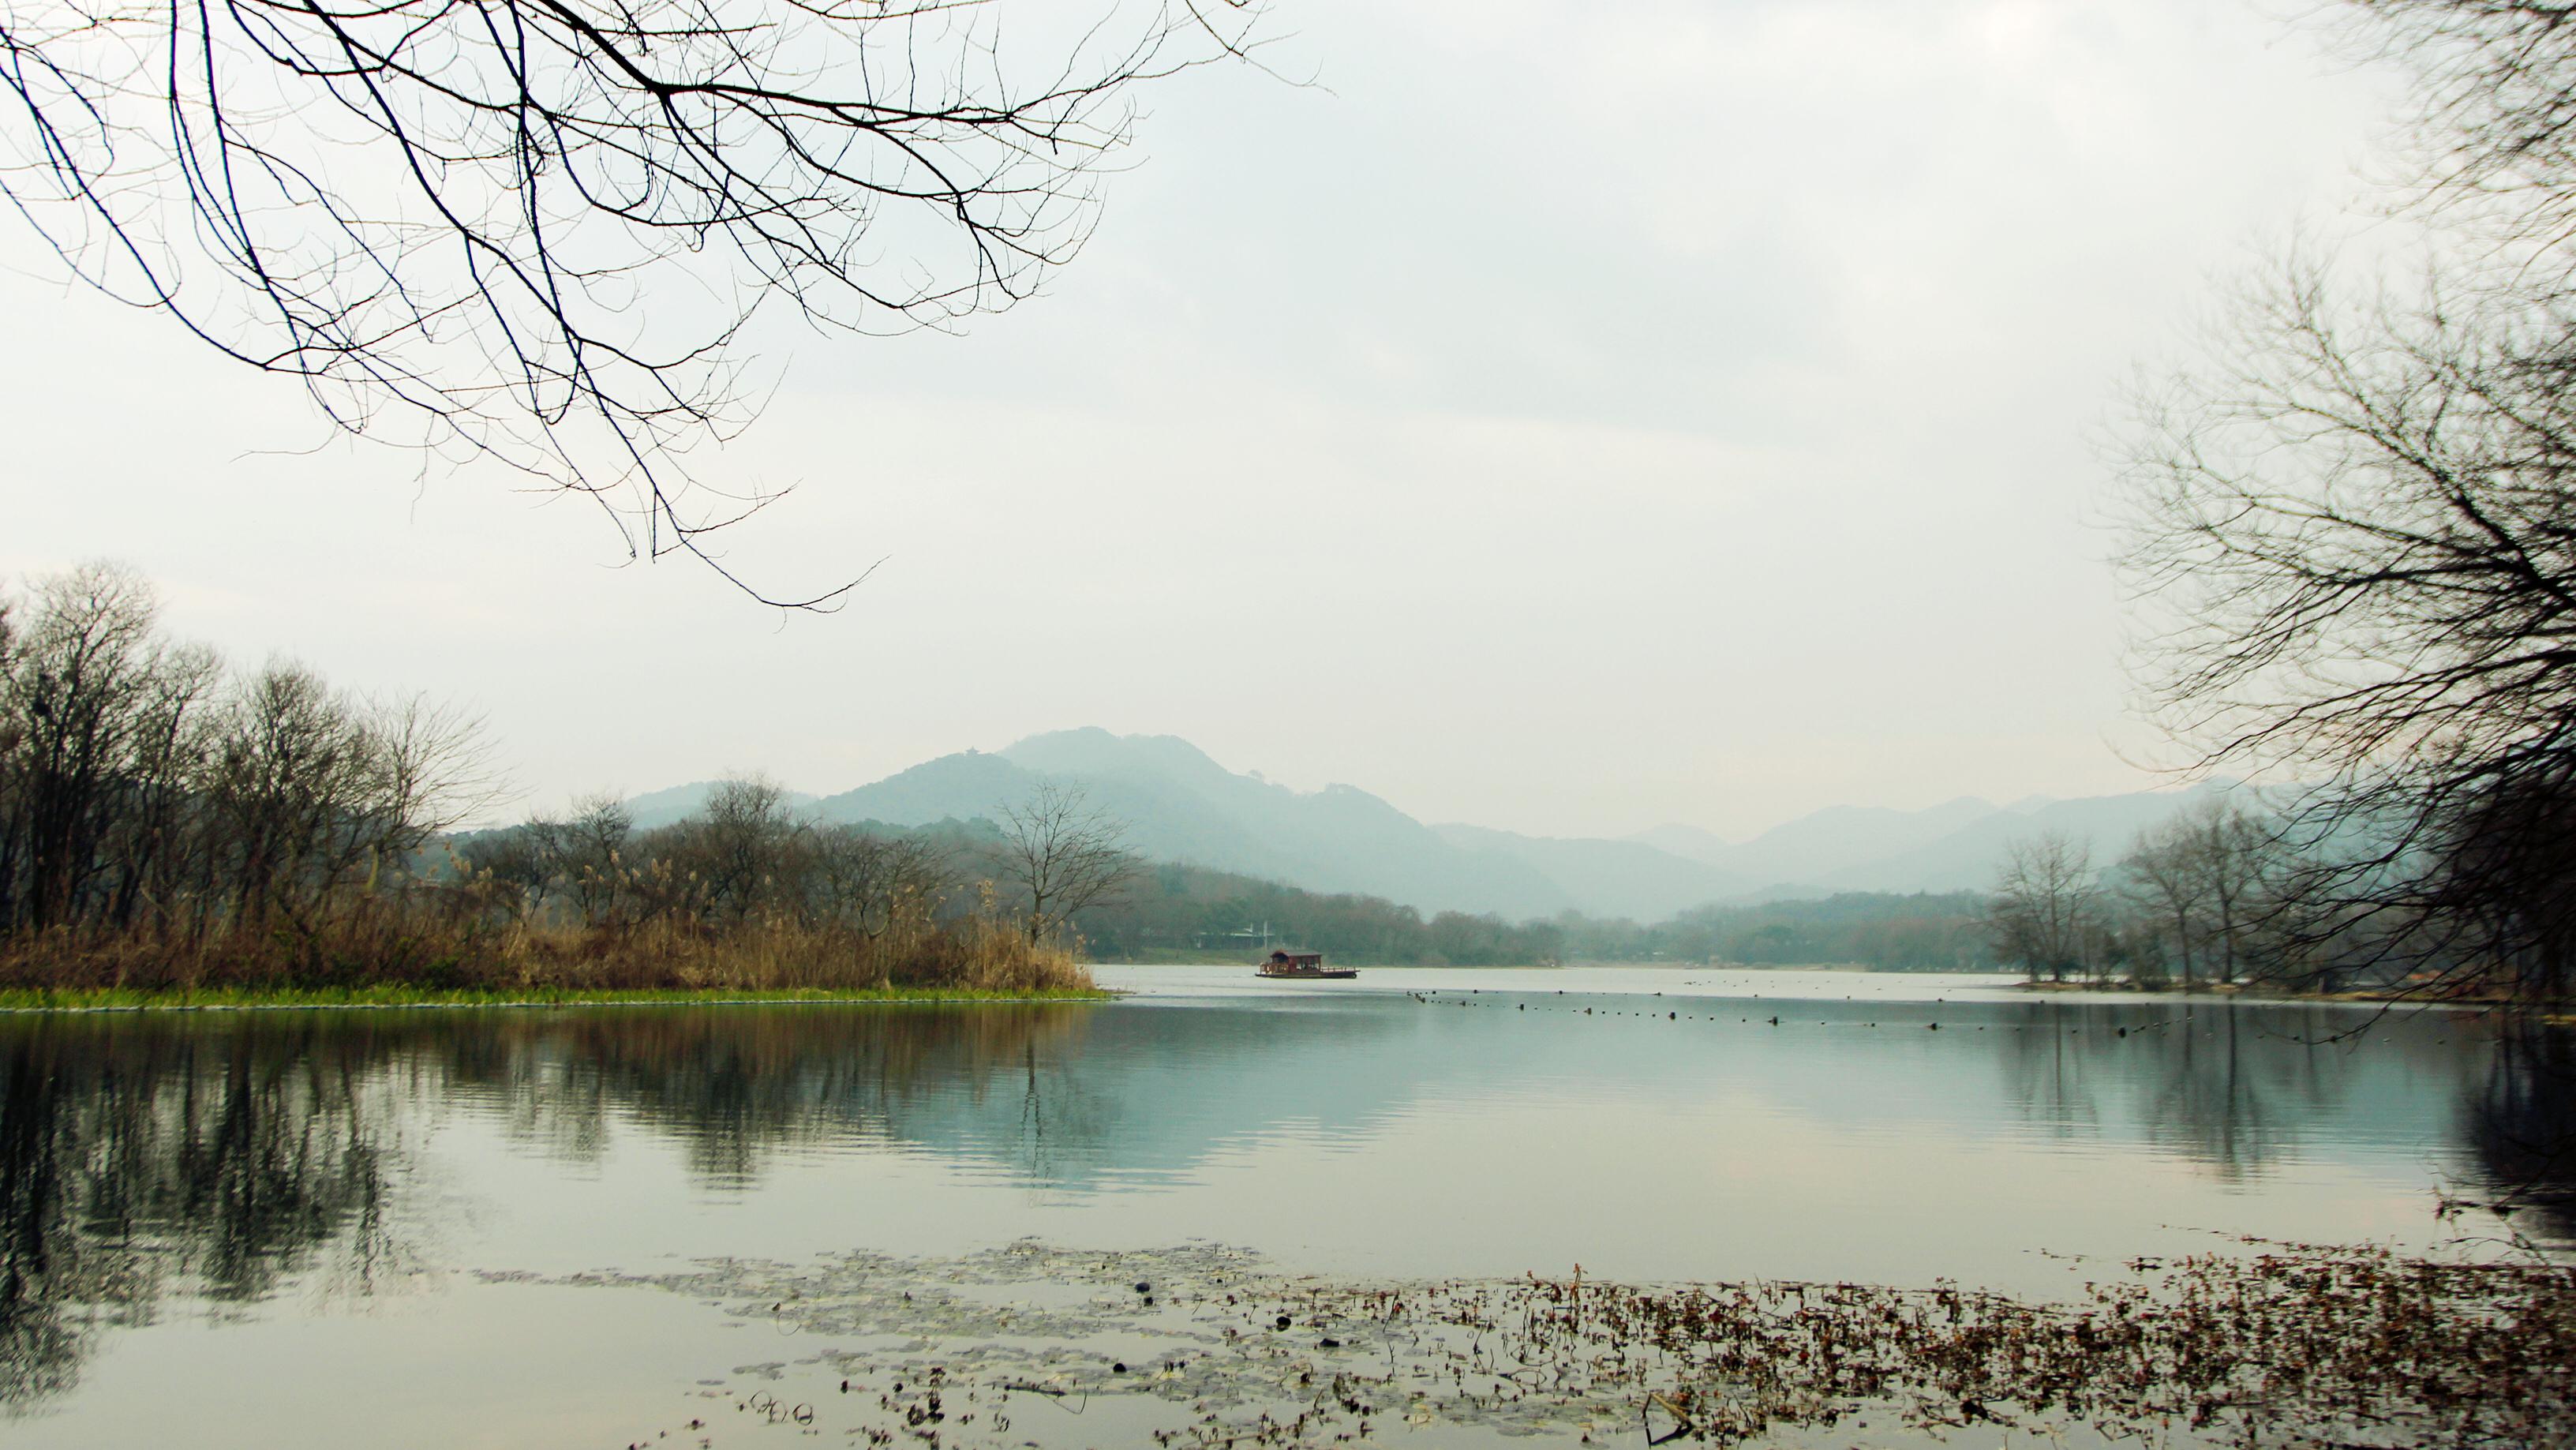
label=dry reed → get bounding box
[0,894,1094,998]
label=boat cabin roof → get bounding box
[1267,950,1324,964]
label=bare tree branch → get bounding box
[0,0,1260,605]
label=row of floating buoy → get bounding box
[1402,988,2244,1040]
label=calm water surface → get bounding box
[1,968,2563,1448]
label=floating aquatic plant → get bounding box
[496,1238,2575,1448]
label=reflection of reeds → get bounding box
[0,892,1094,998]
[462,1001,1104,1180]
[0,1000,1110,1407]
[488,997,1095,1101]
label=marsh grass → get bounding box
[0,983,1109,1010]
[0,898,1098,1004]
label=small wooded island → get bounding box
[0,565,1114,1007]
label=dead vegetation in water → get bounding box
[520,1239,2576,1448]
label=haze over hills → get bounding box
[1799,787,2231,894]
[620,728,2218,921]
[807,729,1581,918]
[624,780,820,830]
[1631,797,2006,886]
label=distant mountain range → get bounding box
[621,728,2226,922]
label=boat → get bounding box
[1256,949,1358,980]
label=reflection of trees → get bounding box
[0,1016,416,1410]
[1996,1002,2404,1182]
[2465,1023,2576,1246]
[1998,996,2569,1226]
[0,1003,1111,1410]
[1996,1002,2106,1143]
[2,996,2548,1419]
[2138,1006,2299,1182]
[446,1006,1106,1186]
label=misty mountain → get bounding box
[623,779,820,830]
[1628,822,1734,864]
[1632,790,2223,897]
[1634,798,2001,885]
[807,729,1581,918]
[1429,824,1756,921]
[623,728,2224,922]
[1806,783,2229,894]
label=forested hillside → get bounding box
[626,727,2215,920]
[1079,860,2000,970]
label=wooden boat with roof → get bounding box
[1256,950,1358,980]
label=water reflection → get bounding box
[1990,1001,2433,1181]
[0,1015,418,1405]
[2467,1021,2576,1242]
[445,1005,1113,1185]
[0,993,2563,1414]
[0,1005,1117,1411]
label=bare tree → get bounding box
[561,792,635,926]
[0,0,1258,602]
[2121,815,2209,990]
[2115,238,2576,999]
[990,781,1134,944]
[0,563,165,927]
[2118,797,2290,989]
[1990,830,2099,984]
[0,563,492,947]
[2112,2,2576,1006]
[367,693,502,870]
[671,775,802,921]
[808,826,949,937]
[2342,0,2576,253]
[208,661,390,921]
[99,639,222,932]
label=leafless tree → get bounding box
[808,825,947,936]
[2342,0,2576,253]
[560,791,634,925]
[0,563,164,927]
[99,639,221,932]
[666,774,801,921]
[2115,243,2576,999]
[208,661,395,922]
[2117,798,2290,989]
[990,781,1133,943]
[369,693,503,863]
[2121,817,2208,989]
[0,0,1258,602]
[1990,830,2099,984]
[2112,2,2576,1006]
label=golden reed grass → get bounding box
[0,896,1095,999]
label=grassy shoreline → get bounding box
[0,983,1114,1014]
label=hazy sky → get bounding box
[0,0,2402,841]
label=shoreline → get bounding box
[2008,977,2558,1010]
[0,984,1116,1014]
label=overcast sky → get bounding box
[0,0,2402,841]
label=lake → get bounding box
[0,968,2562,1448]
